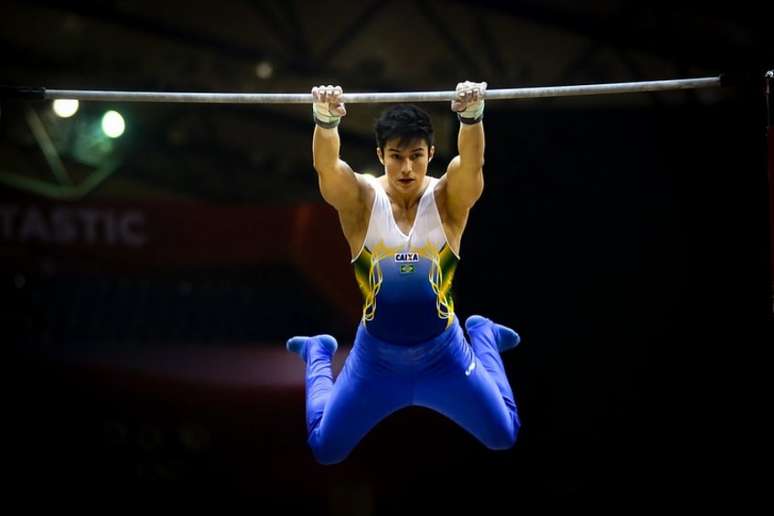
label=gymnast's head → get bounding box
[374,104,435,187]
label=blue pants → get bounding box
[300,315,520,464]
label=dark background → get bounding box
[2,1,771,512]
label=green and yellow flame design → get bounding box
[353,240,459,326]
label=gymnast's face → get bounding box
[377,137,435,193]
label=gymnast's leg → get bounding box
[287,326,411,464]
[413,316,521,450]
[465,314,520,419]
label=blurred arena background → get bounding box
[1,1,770,512]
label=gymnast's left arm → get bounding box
[445,81,486,211]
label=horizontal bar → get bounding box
[0,85,46,100]
[3,77,722,104]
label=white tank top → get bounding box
[351,175,460,344]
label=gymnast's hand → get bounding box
[452,80,486,123]
[312,84,347,128]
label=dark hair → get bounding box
[374,104,434,151]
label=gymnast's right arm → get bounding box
[311,85,360,211]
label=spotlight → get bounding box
[53,99,79,118]
[255,61,273,80]
[101,110,125,138]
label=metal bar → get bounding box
[765,70,773,314]
[0,159,119,200]
[416,0,484,78]
[318,0,389,63]
[25,107,73,186]
[36,77,722,104]
[30,0,272,64]
[475,15,506,78]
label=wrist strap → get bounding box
[313,114,340,128]
[458,113,484,124]
[457,98,485,124]
[312,103,341,128]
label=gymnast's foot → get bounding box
[465,315,521,353]
[286,334,338,362]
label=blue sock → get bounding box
[494,323,520,352]
[286,334,338,361]
[465,315,521,353]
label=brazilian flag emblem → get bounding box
[400,264,415,274]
